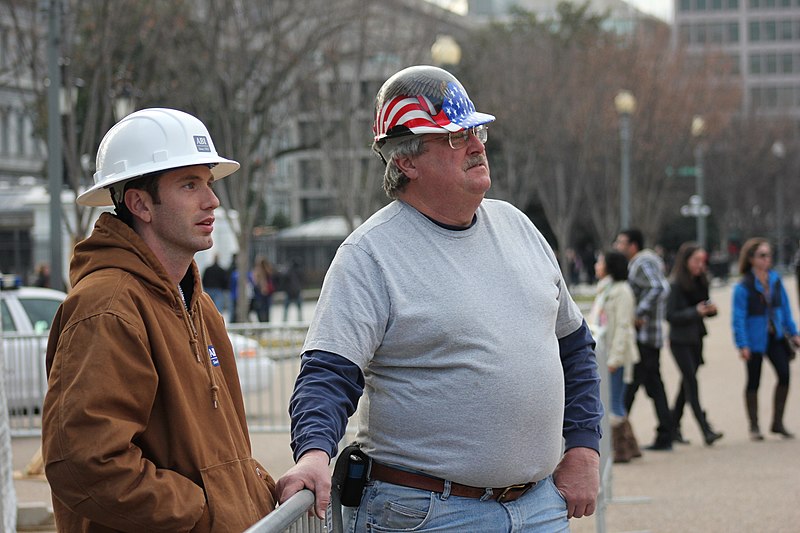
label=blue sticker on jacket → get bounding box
[208,345,220,367]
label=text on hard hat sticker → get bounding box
[194,135,211,152]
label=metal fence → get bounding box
[227,323,308,433]
[243,490,325,533]
[3,332,49,437]
[4,324,311,437]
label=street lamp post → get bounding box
[691,116,707,249]
[615,90,636,230]
[772,140,786,269]
[47,0,64,292]
[114,89,136,121]
[430,35,462,67]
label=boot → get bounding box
[746,391,764,441]
[771,384,795,438]
[612,422,631,463]
[700,410,723,446]
[672,426,690,445]
[671,406,690,444]
[621,418,642,458]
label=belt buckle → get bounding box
[495,483,531,502]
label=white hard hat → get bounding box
[77,108,240,207]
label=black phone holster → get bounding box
[332,443,370,507]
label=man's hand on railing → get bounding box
[275,449,331,519]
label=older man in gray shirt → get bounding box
[277,65,603,532]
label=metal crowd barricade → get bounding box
[244,490,325,533]
[3,332,49,437]
[4,324,312,437]
[226,323,309,432]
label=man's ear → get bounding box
[125,188,153,223]
[394,154,419,181]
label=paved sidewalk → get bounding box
[574,276,800,533]
[11,277,800,532]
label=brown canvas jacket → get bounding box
[42,213,276,532]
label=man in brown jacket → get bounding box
[42,108,276,532]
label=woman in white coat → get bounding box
[589,250,640,462]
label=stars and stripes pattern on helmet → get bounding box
[374,80,494,142]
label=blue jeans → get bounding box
[338,475,568,532]
[609,367,627,418]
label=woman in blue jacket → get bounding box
[732,238,800,440]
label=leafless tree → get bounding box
[170,0,359,321]
[8,1,196,251]
[462,3,617,278]
[463,4,741,270]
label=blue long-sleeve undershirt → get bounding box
[289,320,603,462]
[289,350,364,462]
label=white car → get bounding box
[1,281,270,414]
[1,284,66,414]
[228,332,274,394]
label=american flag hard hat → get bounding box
[373,65,495,144]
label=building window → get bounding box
[766,53,778,73]
[16,112,25,156]
[298,158,322,190]
[749,20,760,41]
[748,0,759,7]
[780,19,792,39]
[712,0,723,8]
[680,0,691,9]
[298,83,320,111]
[751,87,763,109]
[710,22,725,42]
[778,86,793,107]
[730,0,739,7]
[729,53,741,74]
[298,121,320,148]
[697,0,707,8]
[0,111,8,155]
[750,54,762,73]
[765,20,777,40]
[765,86,778,107]
[697,22,707,43]
[728,22,740,42]
[301,197,335,222]
[782,52,793,73]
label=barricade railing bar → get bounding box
[4,324,312,437]
[244,489,325,533]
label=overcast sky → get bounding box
[625,0,673,21]
[433,0,675,23]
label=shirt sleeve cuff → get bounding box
[294,438,337,463]
[564,429,601,453]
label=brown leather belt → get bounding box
[369,462,536,503]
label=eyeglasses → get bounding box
[426,125,488,150]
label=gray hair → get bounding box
[378,135,425,199]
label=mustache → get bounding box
[464,155,487,171]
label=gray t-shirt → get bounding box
[303,199,583,487]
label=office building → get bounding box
[675,0,800,124]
